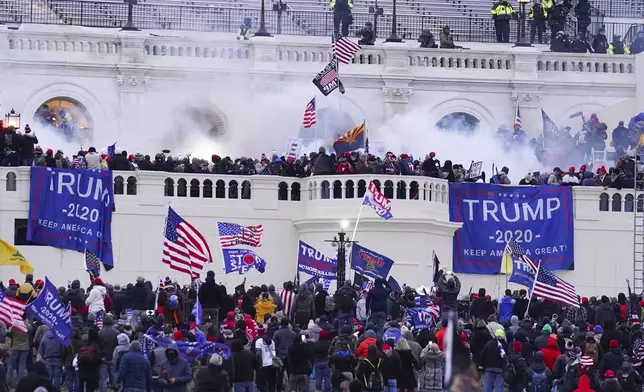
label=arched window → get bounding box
[164,178,174,196]
[384,180,394,199]
[241,181,251,200]
[126,176,137,195]
[5,172,16,192]
[372,180,381,192]
[177,178,187,197]
[308,182,313,201]
[638,195,644,213]
[436,112,480,133]
[333,180,343,199]
[611,193,622,212]
[625,194,634,212]
[114,176,124,195]
[321,181,330,199]
[345,180,355,199]
[215,180,226,199]
[410,181,419,200]
[203,180,213,198]
[228,180,239,199]
[599,192,609,211]
[291,183,301,201]
[190,179,200,198]
[357,180,367,198]
[397,180,407,199]
[278,182,288,201]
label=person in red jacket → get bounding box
[540,337,561,370]
[573,374,595,392]
[356,330,377,358]
[435,319,449,351]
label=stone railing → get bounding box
[0,167,638,214]
[1,27,637,79]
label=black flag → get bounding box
[432,251,441,284]
[312,58,340,96]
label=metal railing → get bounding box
[589,0,644,18]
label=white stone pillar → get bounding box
[117,30,148,64]
[510,46,542,137]
[250,36,278,71]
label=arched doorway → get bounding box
[34,97,93,142]
[436,112,480,133]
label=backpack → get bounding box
[530,369,548,392]
[503,361,516,382]
[324,295,336,313]
[364,358,383,390]
[78,345,98,366]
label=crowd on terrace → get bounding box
[1,114,643,190]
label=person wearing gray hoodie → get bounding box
[112,333,131,373]
[38,329,65,388]
[509,316,520,336]
[159,344,192,392]
[403,330,423,363]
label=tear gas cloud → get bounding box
[30,82,546,182]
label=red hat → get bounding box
[609,339,619,349]
[581,297,589,304]
[8,279,15,286]
[189,323,197,329]
[599,166,607,173]
[101,154,107,159]
[91,278,104,286]
[319,329,329,340]
[400,153,409,159]
[604,370,615,378]
[207,336,217,342]
[212,154,219,159]
[459,332,467,341]
[472,293,479,299]
[35,279,43,287]
[83,150,88,155]
[485,295,491,300]
[46,148,53,155]
[173,331,183,341]
[640,300,644,307]
[580,165,587,171]
[128,154,135,160]
[512,341,523,353]
[429,152,436,157]
[382,344,391,350]
[569,166,575,172]
[343,152,350,157]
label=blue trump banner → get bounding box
[350,244,394,280]
[27,277,73,345]
[508,257,536,292]
[222,249,266,274]
[27,167,115,268]
[141,334,231,361]
[297,241,337,280]
[449,183,574,274]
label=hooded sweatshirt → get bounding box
[540,337,561,370]
[86,284,107,314]
[573,374,595,392]
[38,330,64,360]
[159,344,192,392]
[254,297,277,324]
[113,333,131,370]
[509,316,520,335]
[292,285,315,321]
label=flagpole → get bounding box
[525,259,542,318]
[346,175,373,283]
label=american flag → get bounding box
[360,280,373,298]
[95,310,104,329]
[0,291,27,332]
[332,37,361,64]
[162,207,213,280]
[320,68,338,87]
[302,97,316,128]
[321,278,331,292]
[514,106,522,129]
[85,249,101,279]
[217,222,264,248]
[506,240,579,309]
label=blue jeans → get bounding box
[45,359,63,388]
[387,378,397,392]
[314,362,331,392]
[7,349,28,384]
[368,311,387,333]
[337,312,353,330]
[67,368,80,392]
[234,381,254,392]
[99,361,115,392]
[483,370,504,392]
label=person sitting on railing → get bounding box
[569,32,593,53]
[608,34,630,55]
[550,30,571,52]
[356,22,375,46]
[417,30,438,49]
[591,27,609,54]
[335,153,356,174]
[312,146,334,176]
[439,26,462,49]
[236,17,252,41]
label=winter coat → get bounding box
[198,278,223,309]
[599,348,624,376]
[292,289,315,323]
[600,378,623,392]
[113,333,131,370]
[396,349,418,389]
[508,352,528,392]
[273,326,296,359]
[437,274,461,314]
[314,338,331,363]
[86,285,106,314]
[98,321,120,361]
[499,296,514,322]
[159,345,192,392]
[540,338,561,370]
[471,298,495,320]
[131,282,149,310]
[231,348,254,382]
[195,364,230,392]
[85,152,102,169]
[38,330,64,359]
[117,350,152,391]
[470,325,492,365]
[20,133,38,159]
[312,153,333,175]
[288,341,315,375]
[357,337,377,359]
[418,349,443,392]
[8,323,31,351]
[366,283,391,313]
[595,303,616,326]
[480,338,507,370]
[574,374,595,392]
[254,298,277,324]
[15,362,56,392]
[64,281,85,310]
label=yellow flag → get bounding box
[0,239,34,275]
[500,247,513,275]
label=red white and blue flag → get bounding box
[0,291,27,332]
[302,98,316,128]
[362,181,393,220]
[163,207,213,280]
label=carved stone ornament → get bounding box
[511,92,541,103]
[382,87,413,103]
[116,74,150,92]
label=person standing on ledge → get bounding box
[490,0,515,43]
[236,17,252,41]
[330,0,353,38]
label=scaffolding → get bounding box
[634,153,644,293]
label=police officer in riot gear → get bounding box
[330,0,353,38]
[357,22,375,45]
[418,29,438,48]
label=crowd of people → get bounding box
[1,270,644,392]
[1,113,644,191]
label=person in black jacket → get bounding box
[592,28,609,53]
[19,125,38,166]
[199,270,223,332]
[64,280,85,311]
[366,279,391,333]
[15,361,56,392]
[480,329,508,391]
[195,354,230,392]
[109,150,131,171]
[599,339,624,377]
[131,277,149,330]
[231,340,254,392]
[287,333,315,392]
[471,289,495,321]
[335,281,358,330]
[507,341,528,392]
[437,271,461,318]
[314,283,329,319]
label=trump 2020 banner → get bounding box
[297,241,337,280]
[449,183,574,274]
[27,167,115,268]
[350,243,394,280]
[27,277,73,345]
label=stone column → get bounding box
[510,46,542,137]
[0,26,8,115]
[251,37,278,72]
[115,71,151,138]
[117,30,148,64]
[510,92,542,138]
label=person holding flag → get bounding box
[436,270,461,318]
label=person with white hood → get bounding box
[85,147,102,170]
[86,278,107,317]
